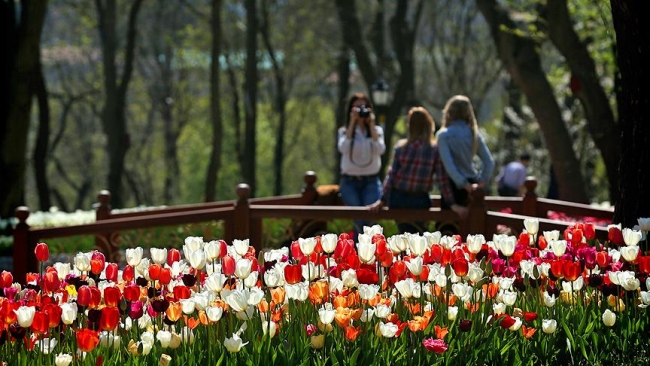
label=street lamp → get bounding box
[372,78,390,125]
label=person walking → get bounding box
[496,153,531,196]
[338,92,386,241]
[436,95,495,206]
[369,106,467,234]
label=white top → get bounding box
[337,125,386,176]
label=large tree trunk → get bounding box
[95,0,143,208]
[544,0,620,203]
[260,0,287,197]
[611,0,650,227]
[33,62,51,211]
[334,44,351,182]
[205,0,224,202]
[0,1,48,219]
[242,0,259,196]
[477,0,589,203]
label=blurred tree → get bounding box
[0,1,48,219]
[242,0,259,197]
[205,0,224,202]
[94,0,144,208]
[611,0,650,226]
[477,0,589,203]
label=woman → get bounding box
[369,106,467,234]
[436,95,495,207]
[338,93,386,240]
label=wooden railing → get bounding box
[12,172,614,283]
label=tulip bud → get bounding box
[35,242,50,262]
[602,309,616,327]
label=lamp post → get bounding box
[372,78,390,125]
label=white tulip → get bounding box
[125,247,144,267]
[149,248,167,264]
[543,230,560,242]
[318,303,336,325]
[523,218,539,236]
[55,353,73,366]
[622,228,642,246]
[320,233,338,254]
[224,333,248,353]
[232,239,250,256]
[542,319,557,334]
[298,237,317,256]
[620,245,640,262]
[466,234,485,254]
[357,242,376,263]
[379,322,399,338]
[408,235,428,256]
[405,256,423,276]
[358,284,380,301]
[602,309,616,327]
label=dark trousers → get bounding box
[498,185,519,197]
[388,190,431,234]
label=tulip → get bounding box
[550,240,567,257]
[620,245,640,262]
[602,309,616,327]
[0,270,13,288]
[357,242,376,263]
[15,305,36,327]
[35,242,50,262]
[76,328,100,352]
[358,284,380,301]
[523,218,539,236]
[310,334,325,349]
[74,252,91,272]
[638,218,650,232]
[222,256,236,276]
[298,237,317,256]
[55,353,73,366]
[60,303,77,325]
[378,321,399,338]
[542,319,557,334]
[125,247,144,267]
[466,234,484,254]
[320,233,338,254]
[157,330,172,348]
[422,338,448,354]
[224,333,248,353]
[406,256,424,276]
[232,239,250,256]
[159,354,172,366]
[166,249,181,266]
[90,251,105,275]
[284,264,302,285]
[452,257,469,277]
[262,320,278,338]
[622,228,642,246]
[234,258,253,279]
[188,250,206,270]
[149,248,167,264]
[408,235,428,257]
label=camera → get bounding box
[354,105,371,118]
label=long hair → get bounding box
[403,106,435,146]
[442,95,478,154]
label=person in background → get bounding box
[436,95,495,206]
[338,92,386,241]
[369,106,467,234]
[496,153,531,196]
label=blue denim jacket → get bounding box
[435,120,495,187]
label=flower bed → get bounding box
[1,218,650,365]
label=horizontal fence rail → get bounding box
[11,172,614,284]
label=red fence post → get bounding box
[94,190,121,263]
[13,206,32,284]
[522,177,538,217]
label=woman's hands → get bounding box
[368,199,384,213]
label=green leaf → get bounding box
[348,347,361,366]
[216,351,225,366]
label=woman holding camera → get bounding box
[338,92,386,242]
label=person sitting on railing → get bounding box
[338,92,386,242]
[436,95,495,206]
[368,106,468,234]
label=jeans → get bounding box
[388,190,431,234]
[339,174,381,241]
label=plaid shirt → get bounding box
[381,139,455,207]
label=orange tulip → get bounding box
[334,308,353,328]
[434,325,449,339]
[270,287,285,305]
[76,328,100,352]
[521,325,537,338]
[563,260,582,282]
[166,302,183,322]
[405,301,421,315]
[309,281,329,305]
[408,315,431,332]
[344,325,361,341]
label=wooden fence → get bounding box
[12,171,614,283]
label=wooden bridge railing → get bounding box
[12,172,614,283]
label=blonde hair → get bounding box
[442,95,478,154]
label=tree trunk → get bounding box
[33,62,51,211]
[95,0,143,208]
[260,0,287,197]
[205,0,224,202]
[334,44,351,182]
[0,0,48,219]
[477,0,589,203]
[611,0,650,227]
[544,0,621,203]
[243,0,259,196]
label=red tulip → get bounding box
[123,284,141,302]
[30,310,49,334]
[222,256,236,276]
[105,263,119,282]
[638,256,650,274]
[172,285,191,300]
[159,267,172,285]
[356,267,379,285]
[550,260,565,278]
[34,242,49,262]
[77,285,92,307]
[563,260,582,282]
[523,311,538,322]
[584,223,596,240]
[100,307,121,331]
[90,251,105,275]
[538,236,548,250]
[42,270,60,293]
[608,226,624,246]
[149,264,162,281]
[167,248,181,266]
[452,258,469,277]
[104,287,122,308]
[0,270,13,288]
[42,303,62,328]
[290,241,304,261]
[76,328,100,352]
[499,315,516,329]
[122,265,135,283]
[596,251,611,268]
[389,260,407,284]
[284,264,302,284]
